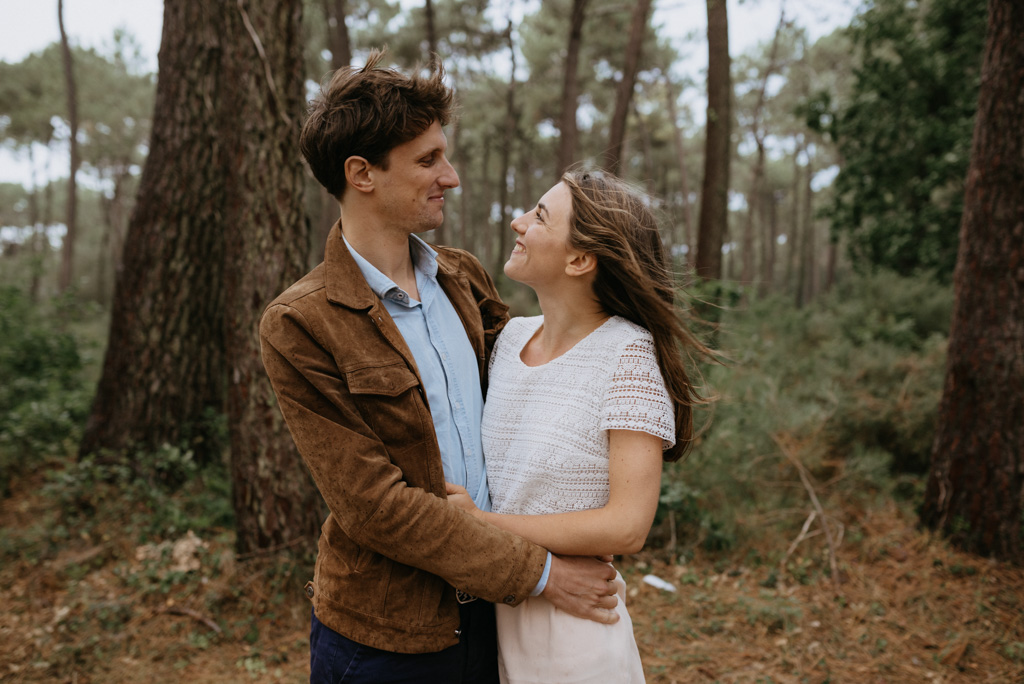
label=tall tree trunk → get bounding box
[424,0,438,58]
[602,0,653,175]
[81,0,229,462]
[426,0,445,245]
[665,76,694,264]
[312,0,351,262]
[785,141,802,295]
[480,139,493,265]
[324,0,351,69]
[451,119,467,249]
[97,170,129,306]
[57,0,79,293]
[804,153,817,301]
[224,0,322,554]
[823,237,837,293]
[81,0,321,551]
[496,20,517,269]
[557,0,589,174]
[797,153,815,307]
[27,149,44,302]
[696,0,731,280]
[742,7,786,288]
[632,102,656,197]
[758,188,777,296]
[740,156,761,286]
[921,0,1024,563]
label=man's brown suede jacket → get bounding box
[259,223,548,654]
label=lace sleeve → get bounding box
[599,335,676,449]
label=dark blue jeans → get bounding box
[309,601,499,684]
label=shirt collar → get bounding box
[343,233,439,299]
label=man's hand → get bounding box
[541,554,620,625]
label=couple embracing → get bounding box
[259,49,708,684]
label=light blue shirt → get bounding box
[345,234,550,595]
[345,234,490,511]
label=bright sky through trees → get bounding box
[0,0,858,186]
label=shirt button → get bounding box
[503,595,516,605]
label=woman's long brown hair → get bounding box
[562,170,711,462]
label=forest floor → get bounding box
[2,468,1023,684]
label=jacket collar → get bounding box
[323,219,465,309]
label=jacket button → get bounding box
[454,628,462,637]
[304,584,315,599]
[503,595,516,605]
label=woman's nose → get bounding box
[510,214,526,234]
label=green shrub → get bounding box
[0,287,95,494]
[659,271,951,553]
[43,444,235,544]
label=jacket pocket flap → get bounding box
[345,364,419,397]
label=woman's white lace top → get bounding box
[482,315,675,516]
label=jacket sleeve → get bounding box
[259,302,545,605]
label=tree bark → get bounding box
[632,102,656,197]
[823,236,837,293]
[557,0,589,174]
[696,0,732,280]
[424,0,438,59]
[81,0,322,552]
[224,0,323,554]
[602,0,653,175]
[759,188,778,296]
[497,20,517,270]
[27,149,44,302]
[797,152,815,307]
[81,0,229,462]
[57,0,79,293]
[785,140,802,296]
[324,0,351,69]
[740,152,762,286]
[312,0,351,262]
[665,76,694,265]
[921,0,1024,563]
[742,7,786,288]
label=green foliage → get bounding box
[44,444,235,544]
[828,0,986,279]
[0,287,93,494]
[659,271,951,552]
[0,37,154,163]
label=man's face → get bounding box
[373,120,460,234]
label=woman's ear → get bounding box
[565,251,598,278]
[344,156,373,194]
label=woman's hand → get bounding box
[445,482,481,516]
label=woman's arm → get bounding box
[447,429,663,556]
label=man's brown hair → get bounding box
[300,49,455,199]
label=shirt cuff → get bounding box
[530,552,552,596]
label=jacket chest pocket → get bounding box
[345,363,433,461]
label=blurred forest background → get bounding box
[1,0,1022,681]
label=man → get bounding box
[259,50,619,682]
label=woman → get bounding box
[447,170,709,683]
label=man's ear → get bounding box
[344,156,374,194]
[565,251,598,278]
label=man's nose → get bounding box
[440,157,459,189]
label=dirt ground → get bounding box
[2,472,1023,684]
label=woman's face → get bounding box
[505,182,576,287]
